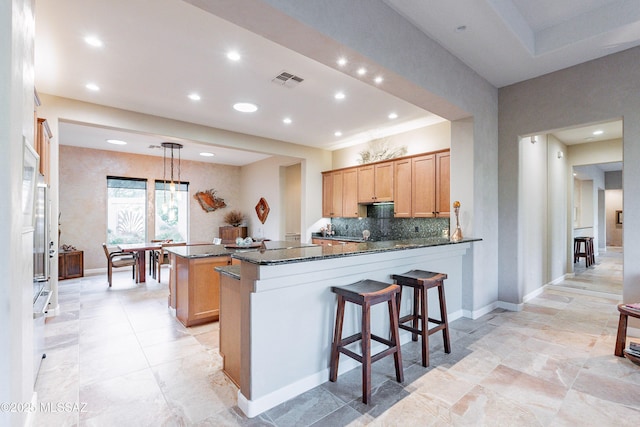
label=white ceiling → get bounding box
[35,0,636,166]
[385,0,640,88]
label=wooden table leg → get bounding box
[615,312,628,357]
[137,250,146,283]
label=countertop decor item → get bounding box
[451,200,463,241]
[255,197,270,224]
[224,210,245,227]
[194,189,227,212]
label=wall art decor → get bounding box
[255,197,270,224]
[194,189,227,212]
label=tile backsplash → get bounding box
[328,204,450,241]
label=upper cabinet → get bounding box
[322,171,343,218]
[322,149,450,218]
[411,151,450,217]
[323,168,364,218]
[393,158,412,217]
[357,162,393,203]
[35,118,52,184]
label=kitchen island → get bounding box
[167,241,316,327]
[229,237,480,417]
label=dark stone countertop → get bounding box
[165,240,317,259]
[233,237,481,266]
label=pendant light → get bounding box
[161,142,183,221]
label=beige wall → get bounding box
[331,121,451,169]
[606,189,623,246]
[59,145,241,270]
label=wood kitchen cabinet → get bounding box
[393,158,412,217]
[341,168,362,217]
[58,250,84,280]
[412,151,450,217]
[357,162,393,203]
[175,255,231,327]
[35,118,52,184]
[322,170,343,217]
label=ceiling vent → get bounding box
[148,144,163,149]
[271,71,304,88]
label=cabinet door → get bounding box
[322,172,333,217]
[331,171,343,217]
[357,165,375,203]
[436,152,450,216]
[393,158,412,217]
[187,257,230,326]
[36,118,52,184]
[374,162,394,202]
[342,168,360,217]
[322,171,343,217]
[412,154,436,217]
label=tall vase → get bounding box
[451,202,463,241]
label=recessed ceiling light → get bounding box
[233,102,258,113]
[334,92,345,100]
[334,131,342,137]
[86,83,100,91]
[388,112,398,119]
[188,93,201,101]
[593,130,604,135]
[84,36,103,47]
[337,57,347,66]
[283,117,292,124]
[106,139,127,145]
[227,50,241,61]
[374,76,384,84]
[357,67,367,76]
[199,152,215,157]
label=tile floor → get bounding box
[34,255,640,426]
[553,246,622,296]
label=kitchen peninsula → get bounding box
[166,241,315,326]
[228,237,479,417]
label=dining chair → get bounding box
[150,239,172,279]
[102,243,138,287]
[155,242,186,283]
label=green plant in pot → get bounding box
[224,210,245,227]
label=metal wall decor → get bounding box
[255,197,270,224]
[194,189,227,212]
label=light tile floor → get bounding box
[554,246,622,296]
[34,259,640,426]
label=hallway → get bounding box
[553,246,623,297]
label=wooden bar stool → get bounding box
[329,280,404,404]
[574,237,594,267]
[391,270,450,367]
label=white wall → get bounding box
[547,134,569,283]
[499,47,640,304]
[519,136,548,298]
[0,0,36,424]
[240,156,302,241]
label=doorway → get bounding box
[519,119,622,298]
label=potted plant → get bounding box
[223,210,245,227]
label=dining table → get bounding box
[117,242,162,283]
[118,241,210,283]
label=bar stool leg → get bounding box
[438,284,451,353]
[361,302,372,404]
[419,286,429,367]
[388,298,404,383]
[329,296,345,382]
[412,288,420,341]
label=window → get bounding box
[107,177,147,244]
[155,180,189,241]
